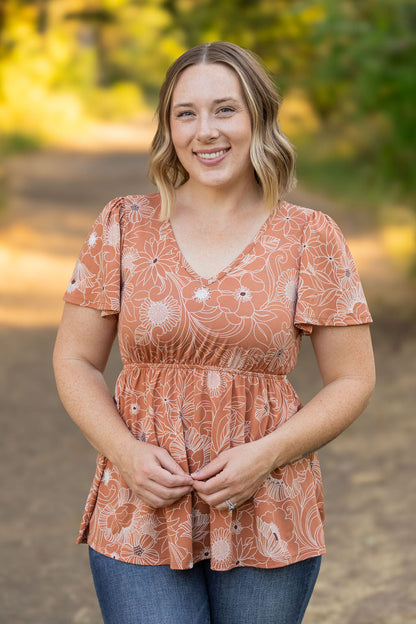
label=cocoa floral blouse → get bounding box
[64,193,372,570]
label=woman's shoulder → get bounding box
[278,199,341,233]
[122,192,161,213]
[99,192,162,227]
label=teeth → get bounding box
[197,149,228,160]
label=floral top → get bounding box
[63,193,372,570]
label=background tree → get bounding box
[0,0,415,207]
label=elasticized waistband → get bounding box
[122,361,287,380]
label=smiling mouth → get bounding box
[195,148,230,160]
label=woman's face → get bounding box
[169,63,254,192]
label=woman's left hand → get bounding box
[190,439,275,511]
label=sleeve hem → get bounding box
[63,293,120,315]
[295,315,373,335]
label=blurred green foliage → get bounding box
[0,0,415,207]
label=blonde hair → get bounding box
[148,41,296,219]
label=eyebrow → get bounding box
[172,97,240,110]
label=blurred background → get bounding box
[1,1,415,623]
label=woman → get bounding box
[53,41,375,624]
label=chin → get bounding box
[197,171,235,188]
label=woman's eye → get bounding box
[177,110,194,118]
[218,106,235,114]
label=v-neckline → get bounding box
[166,200,282,286]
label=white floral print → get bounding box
[64,193,372,570]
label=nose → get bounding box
[196,112,219,142]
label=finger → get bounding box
[204,492,247,511]
[213,487,259,510]
[136,484,193,508]
[147,481,193,502]
[150,465,194,488]
[156,449,193,481]
[192,471,228,495]
[195,486,231,507]
[191,456,227,481]
[216,499,238,512]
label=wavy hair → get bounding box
[148,41,296,219]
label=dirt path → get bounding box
[1,145,415,623]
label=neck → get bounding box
[174,176,264,221]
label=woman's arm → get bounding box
[191,323,375,509]
[53,303,193,507]
[265,323,376,467]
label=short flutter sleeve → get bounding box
[63,196,123,315]
[294,210,372,335]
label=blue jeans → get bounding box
[89,547,321,624]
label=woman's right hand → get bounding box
[118,440,194,509]
[53,305,193,510]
